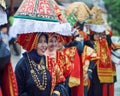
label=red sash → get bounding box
[2,62,18,96]
[95,39,114,83]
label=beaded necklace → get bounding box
[27,54,47,90]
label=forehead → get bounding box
[49,36,57,40]
[38,35,47,42]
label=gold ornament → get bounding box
[27,54,47,90]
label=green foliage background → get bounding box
[104,0,120,36]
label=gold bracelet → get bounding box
[53,90,60,96]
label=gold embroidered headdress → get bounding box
[87,6,105,33]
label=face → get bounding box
[48,36,58,52]
[57,42,64,51]
[93,33,99,41]
[1,27,7,34]
[37,35,48,55]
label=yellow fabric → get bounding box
[68,76,80,87]
[95,40,114,83]
[8,64,15,96]
[65,2,91,22]
[88,6,104,24]
[82,45,99,85]
[82,45,98,76]
[9,74,14,96]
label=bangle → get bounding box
[88,69,92,72]
[53,90,60,96]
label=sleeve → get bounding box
[52,82,69,96]
[55,64,65,84]
[87,60,95,79]
[64,40,78,48]
[106,35,112,47]
[64,40,84,55]
[15,58,28,96]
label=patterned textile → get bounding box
[11,0,72,35]
[15,0,58,22]
[82,45,98,85]
[65,2,91,26]
[16,33,38,51]
[63,12,78,27]
[51,0,67,24]
[88,6,104,24]
[95,39,114,83]
[46,56,65,94]
[57,47,76,79]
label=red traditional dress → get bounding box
[45,49,65,94]
[1,62,18,96]
[94,38,115,96]
[57,46,83,96]
[82,45,99,85]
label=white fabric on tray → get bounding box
[10,18,72,36]
[89,24,105,33]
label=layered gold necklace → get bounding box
[27,54,47,90]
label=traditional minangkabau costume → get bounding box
[13,0,74,95]
[87,6,116,96]
[64,2,95,96]
[15,48,67,96]
[57,38,83,96]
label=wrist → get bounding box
[53,90,60,96]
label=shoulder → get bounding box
[84,40,94,48]
[15,56,28,70]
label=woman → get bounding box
[87,31,115,96]
[45,34,69,96]
[45,34,58,58]
[15,33,65,96]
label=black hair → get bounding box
[38,33,48,43]
[0,24,8,30]
[73,21,85,31]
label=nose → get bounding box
[42,43,47,48]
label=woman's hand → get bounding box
[52,90,60,96]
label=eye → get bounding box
[38,40,42,43]
[43,40,47,43]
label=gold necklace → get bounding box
[27,54,47,90]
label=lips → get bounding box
[41,47,47,53]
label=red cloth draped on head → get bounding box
[16,33,73,51]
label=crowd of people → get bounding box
[0,0,120,96]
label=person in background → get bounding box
[8,15,20,56]
[0,23,9,50]
[87,26,116,96]
[0,24,18,96]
